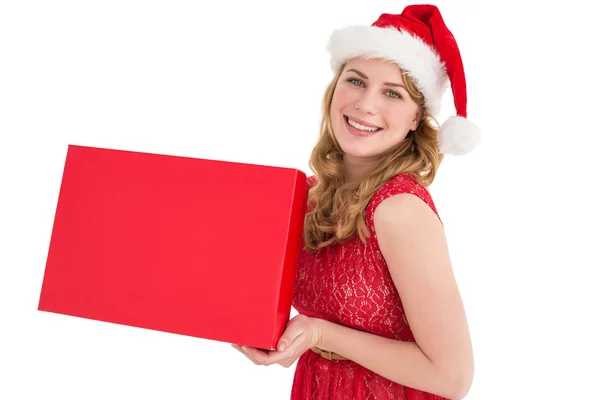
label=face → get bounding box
[330,57,422,160]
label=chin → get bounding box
[338,141,380,159]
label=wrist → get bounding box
[311,317,328,349]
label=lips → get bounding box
[344,115,382,137]
[345,115,382,130]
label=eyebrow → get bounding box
[346,68,407,90]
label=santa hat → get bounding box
[327,4,480,155]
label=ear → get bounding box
[410,108,423,131]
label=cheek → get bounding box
[331,86,354,112]
[386,105,418,130]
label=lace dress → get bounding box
[290,173,448,400]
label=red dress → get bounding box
[291,173,449,400]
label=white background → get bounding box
[1,1,599,399]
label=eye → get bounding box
[347,78,365,87]
[385,90,402,99]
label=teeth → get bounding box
[347,118,379,132]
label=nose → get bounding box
[354,88,379,115]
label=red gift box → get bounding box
[38,145,308,350]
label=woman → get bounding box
[233,4,479,399]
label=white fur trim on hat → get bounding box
[438,116,481,155]
[327,25,449,115]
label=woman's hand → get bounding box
[232,314,322,368]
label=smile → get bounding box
[344,116,382,137]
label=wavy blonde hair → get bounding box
[303,63,444,252]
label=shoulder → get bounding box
[373,190,442,237]
[373,173,436,210]
[366,173,441,228]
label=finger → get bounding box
[269,332,307,365]
[276,320,306,352]
[241,346,273,365]
[232,344,261,365]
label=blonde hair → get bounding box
[303,63,443,252]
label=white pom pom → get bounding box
[438,116,481,155]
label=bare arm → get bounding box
[314,193,474,398]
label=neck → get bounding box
[342,154,379,184]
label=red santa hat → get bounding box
[327,4,480,155]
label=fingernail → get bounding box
[278,344,286,351]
